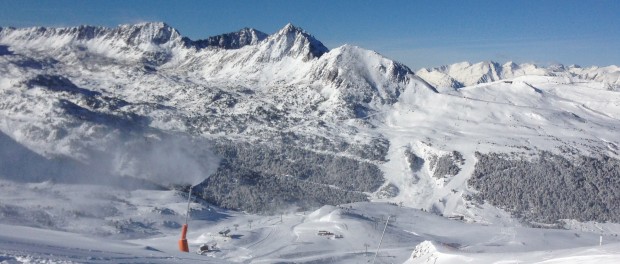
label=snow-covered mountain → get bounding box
[0,22,437,213]
[417,61,620,90]
[2,21,620,264]
[1,21,620,226]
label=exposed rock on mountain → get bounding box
[192,27,268,50]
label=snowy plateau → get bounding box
[1,22,620,263]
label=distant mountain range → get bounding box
[417,61,620,90]
[1,22,619,225]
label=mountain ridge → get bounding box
[191,27,268,50]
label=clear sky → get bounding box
[1,0,618,70]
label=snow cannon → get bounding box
[178,185,193,252]
[178,224,189,252]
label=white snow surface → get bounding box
[1,181,620,263]
[1,22,620,263]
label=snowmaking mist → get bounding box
[111,134,220,187]
[0,130,220,189]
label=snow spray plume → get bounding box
[0,130,220,189]
[112,134,220,187]
[0,130,111,184]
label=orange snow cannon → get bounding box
[179,186,193,252]
[178,224,189,252]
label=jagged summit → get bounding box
[0,21,185,52]
[277,23,308,34]
[261,23,329,61]
[192,27,268,50]
[0,22,330,62]
[502,61,518,69]
[0,22,182,44]
[111,22,182,45]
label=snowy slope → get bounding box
[0,224,229,263]
[2,182,620,263]
[380,75,620,223]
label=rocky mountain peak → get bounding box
[261,23,329,61]
[111,22,182,46]
[503,61,518,68]
[192,27,268,50]
[278,23,304,34]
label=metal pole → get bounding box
[372,216,390,264]
[185,185,193,225]
[595,223,603,247]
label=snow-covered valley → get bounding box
[1,22,620,263]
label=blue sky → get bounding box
[1,0,618,70]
